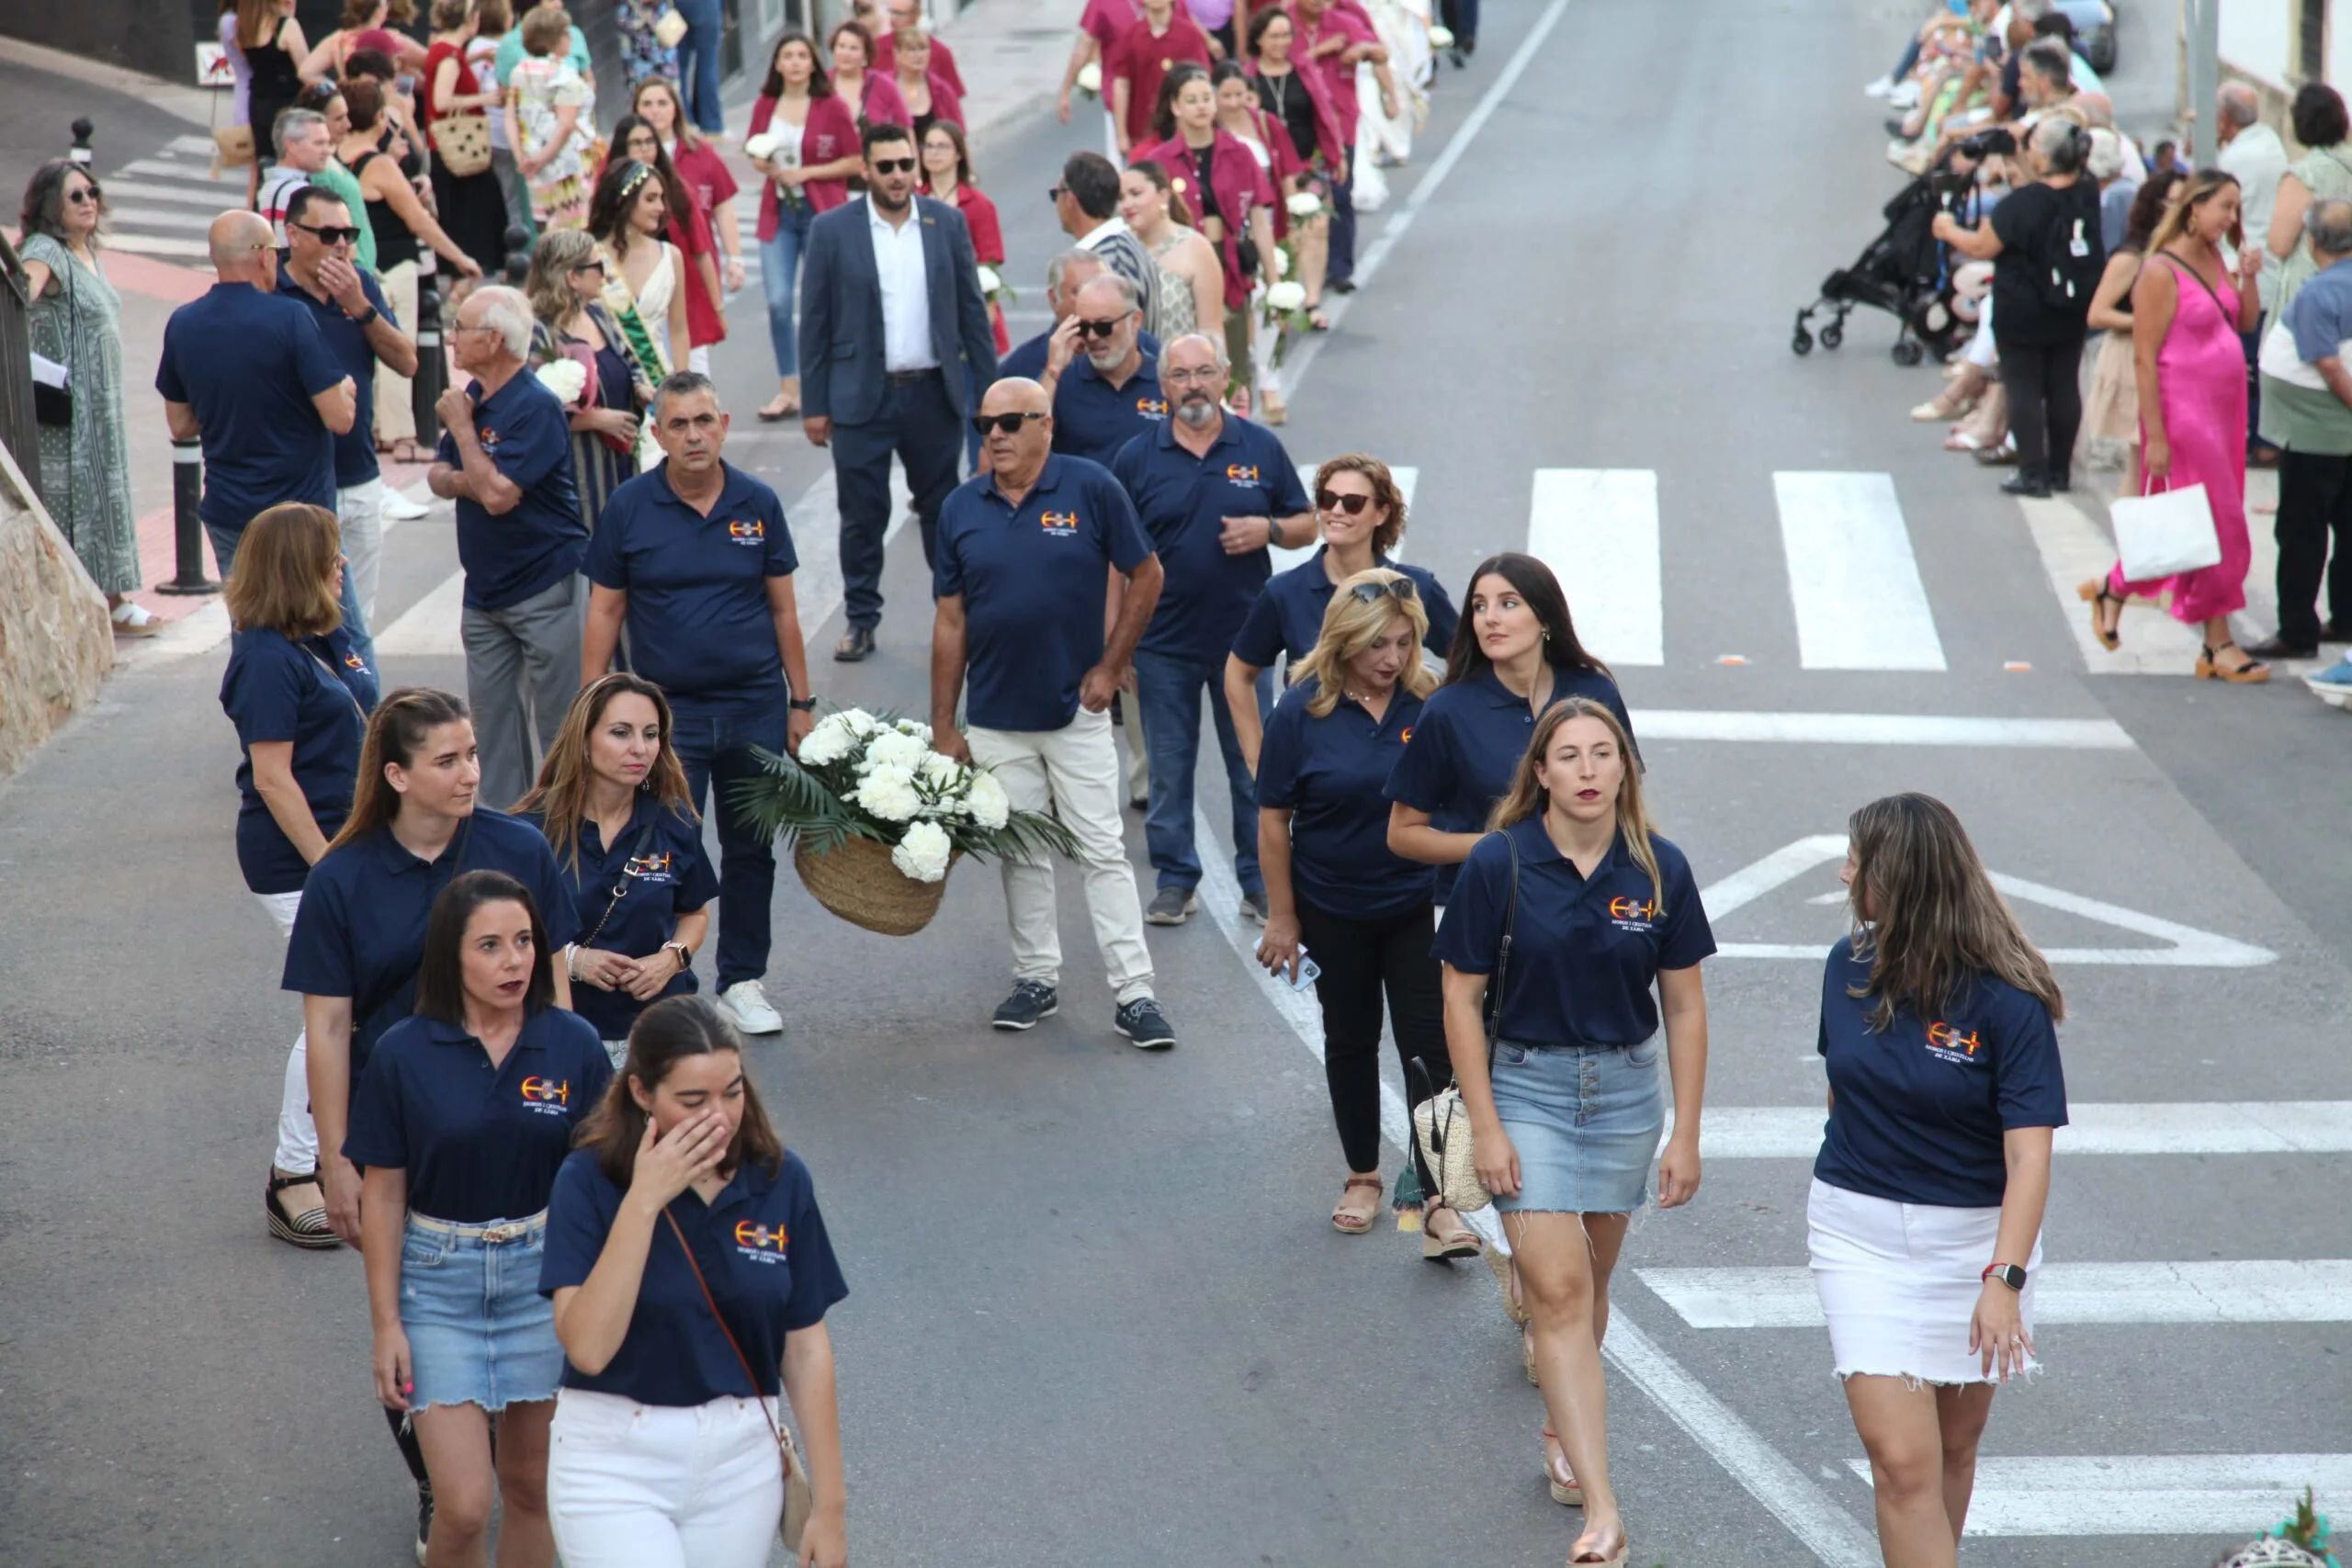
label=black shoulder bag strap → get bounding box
[1481,829,1524,1066]
[578,813,664,953]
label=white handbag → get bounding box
[2109,478,2222,582]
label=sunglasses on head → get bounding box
[1316,488,1375,514]
[1074,316,1125,338]
[291,221,363,245]
[972,411,1048,436]
[1345,577,1418,606]
[869,156,918,174]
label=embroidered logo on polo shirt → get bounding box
[1039,510,1080,534]
[345,652,370,673]
[728,519,765,546]
[476,424,502,451]
[1398,726,1414,744]
[1225,463,1261,484]
[1607,896,1657,932]
[734,1220,789,1264]
[626,851,676,882]
[519,1077,571,1114]
[1925,1022,1984,1064]
[1136,397,1169,418]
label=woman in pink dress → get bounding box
[2084,169,2271,682]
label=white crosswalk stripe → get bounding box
[1773,470,1947,670]
[1639,1260,2352,1327]
[96,142,247,261]
[1526,468,1663,666]
[1858,1455,2352,1539]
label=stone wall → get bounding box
[0,439,113,782]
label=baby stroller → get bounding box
[1792,150,1974,366]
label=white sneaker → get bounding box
[719,979,784,1035]
[1863,74,1894,97]
[381,490,430,521]
[1889,81,1921,109]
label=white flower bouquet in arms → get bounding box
[976,264,1018,307]
[534,357,589,406]
[730,708,1077,933]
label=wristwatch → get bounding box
[787,694,819,713]
[1982,1262,2028,1292]
[662,941,692,973]
[350,304,379,327]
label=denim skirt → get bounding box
[1489,1038,1664,1215]
[401,1213,564,1414]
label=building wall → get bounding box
[2222,0,2296,88]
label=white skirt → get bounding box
[1807,1178,2042,1386]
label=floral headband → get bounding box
[616,160,657,202]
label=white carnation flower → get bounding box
[742,131,780,162]
[797,722,854,766]
[843,708,880,737]
[977,265,1003,295]
[1285,190,1324,219]
[855,763,922,822]
[891,819,954,883]
[1270,246,1289,278]
[965,769,1011,830]
[1265,280,1307,311]
[534,359,587,403]
[920,752,963,790]
[1076,61,1102,95]
[863,729,928,771]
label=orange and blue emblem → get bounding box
[1136,397,1169,417]
[1039,510,1080,533]
[520,1077,571,1105]
[728,519,764,545]
[626,852,674,878]
[734,1220,789,1253]
[1226,463,1261,483]
[1608,896,1657,923]
[1926,1022,1984,1058]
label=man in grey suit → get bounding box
[801,120,1001,660]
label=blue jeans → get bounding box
[674,0,727,134]
[205,515,376,671]
[760,200,817,378]
[669,689,792,990]
[1133,646,1268,895]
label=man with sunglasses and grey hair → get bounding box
[278,186,416,661]
[930,377,1176,1049]
[1040,272,1166,468]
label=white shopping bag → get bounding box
[2110,479,2221,582]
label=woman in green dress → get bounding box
[18,161,153,634]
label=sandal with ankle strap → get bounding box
[1421,1203,1481,1260]
[266,1168,341,1250]
[2197,641,2271,683]
[1331,1176,1382,1234]
[2076,579,2128,650]
[1542,1427,1583,1506]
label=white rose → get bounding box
[1264,280,1307,312]
[1428,24,1454,49]
[965,769,1011,830]
[534,359,587,403]
[1270,246,1289,278]
[1286,190,1324,219]
[863,729,928,771]
[742,131,780,163]
[797,721,854,767]
[855,763,922,822]
[977,265,1003,295]
[890,819,954,883]
[1076,61,1102,95]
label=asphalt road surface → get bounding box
[2,2,2347,1565]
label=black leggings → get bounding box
[1294,896,1446,1195]
[1998,333,2086,486]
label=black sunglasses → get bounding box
[1345,577,1418,606]
[64,184,102,205]
[869,156,918,174]
[1074,316,1125,338]
[972,411,1048,436]
[292,221,363,245]
[1046,184,1064,203]
[1316,488,1374,514]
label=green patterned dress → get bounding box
[23,233,139,594]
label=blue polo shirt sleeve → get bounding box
[584,492,629,589]
[221,634,307,746]
[675,818,720,911]
[762,490,798,577]
[494,382,571,491]
[1093,468,1150,572]
[779,1155,850,1331]
[288,305,348,399]
[156,315,188,402]
[1253,690,1309,808]
[571,1018,618,1109]
[1384,697,1456,812]
[933,488,975,600]
[1415,569,1460,655]
[1264,440,1310,517]
[1651,839,1717,971]
[1231,587,1284,668]
[1993,990,2068,1130]
[282,852,357,996]
[342,1023,413,1169]
[2289,273,2352,363]
[519,831,583,950]
[538,1148,616,1294]
[1430,831,1509,975]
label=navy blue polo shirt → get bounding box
[277,260,392,488]
[586,461,797,705]
[283,808,583,1084]
[1111,414,1309,662]
[154,282,343,533]
[220,624,379,895]
[1230,548,1460,670]
[435,369,585,612]
[345,1007,612,1223]
[541,1147,850,1404]
[520,795,719,1042]
[1254,677,1434,919]
[996,331,1048,384]
[1385,666,1637,900]
[1053,354,1168,470]
[934,454,1154,732]
[1814,936,2069,1209]
[1432,817,1714,1048]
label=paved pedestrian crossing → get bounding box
[97,134,247,259]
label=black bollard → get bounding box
[412,254,445,446]
[154,437,220,595]
[503,224,531,286]
[69,118,93,167]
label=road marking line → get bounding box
[100,203,215,232]
[1268,465,1415,575]
[1665,1102,2352,1157]
[115,156,234,184]
[1699,834,2278,967]
[1190,811,1879,1568]
[1774,472,1946,671]
[1847,1454,2352,1537]
[374,568,467,657]
[1527,468,1664,667]
[100,232,211,258]
[94,177,260,209]
[1631,710,2133,749]
[2016,494,2211,674]
[1639,1261,2352,1328]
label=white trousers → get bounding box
[337,478,385,628]
[967,706,1155,1003]
[374,259,419,444]
[547,1389,784,1568]
[256,890,316,1173]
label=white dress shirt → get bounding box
[867,197,936,372]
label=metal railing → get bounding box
[0,234,39,473]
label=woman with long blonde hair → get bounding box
[1254,570,1470,1251]
[525,227,649,531]
[1813,793,2066,1568]
[1430,697,1714,1568]
[515,674,717,1063]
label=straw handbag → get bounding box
[433,111,493,177]
[1409,831,1521,1213]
